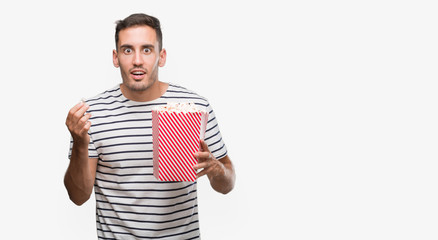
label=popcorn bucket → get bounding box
[152,103,209,182]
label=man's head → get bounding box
[113,13,167,94]
[115,13,163,51]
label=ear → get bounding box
[158,48,167,67]
[112,49,119,68]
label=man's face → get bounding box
[113,25,166,92]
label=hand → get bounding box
[193,140,226,179]
[66,101,92,146]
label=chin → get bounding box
[124,80,155,92]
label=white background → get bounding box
[0,0,437,239]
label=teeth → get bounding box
[133,72,144,75]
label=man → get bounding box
[64,13,235,239]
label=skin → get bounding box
[64,25,235,206]
[112,25,168,102]
[194,140,235,194]
[64,101,98,205]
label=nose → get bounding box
[133,51,144,66]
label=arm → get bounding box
[194,140,236,194]
[64,150,98,206]
[64,102,98,206]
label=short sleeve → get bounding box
[68,136,99,159]
[203,103,228,160]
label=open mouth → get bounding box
[130,69,146,80]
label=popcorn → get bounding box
[152,103,209,182]
[153,102,203,113]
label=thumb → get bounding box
[199,140,210,152]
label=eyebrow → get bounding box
[119,44,155,50]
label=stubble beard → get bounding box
[121,65,159,92]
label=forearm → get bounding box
[64,143,95,205]
[208,161,235,194]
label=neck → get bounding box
[120,81,169,102]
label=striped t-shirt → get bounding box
[68,83,227,239]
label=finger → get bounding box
[78,113,92,126]
[67,105,90,130]
[68,102,88,120]
[199,140,210,153]
[194,152,213,164]
[69,101,84,115]
[66,102,84,124]
[79,120,92,135]
[193,161,210,171]
[71,112,91,132]
[69,105,90,127]
[197,168,209,178]
[194,151,211,159]
[72,104,90,123]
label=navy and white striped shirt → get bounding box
[69,83,227,239]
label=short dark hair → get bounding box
[115,13,163,51]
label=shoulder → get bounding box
[84,85,123,105]
[165,83,210,108]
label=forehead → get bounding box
[117,25,158,47]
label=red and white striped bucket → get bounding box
[152,108,208,182]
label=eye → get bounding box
[143,48,151,54]
[123,48,132,54]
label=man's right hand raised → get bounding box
[64,101,97,206]
[65,101,92,146]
